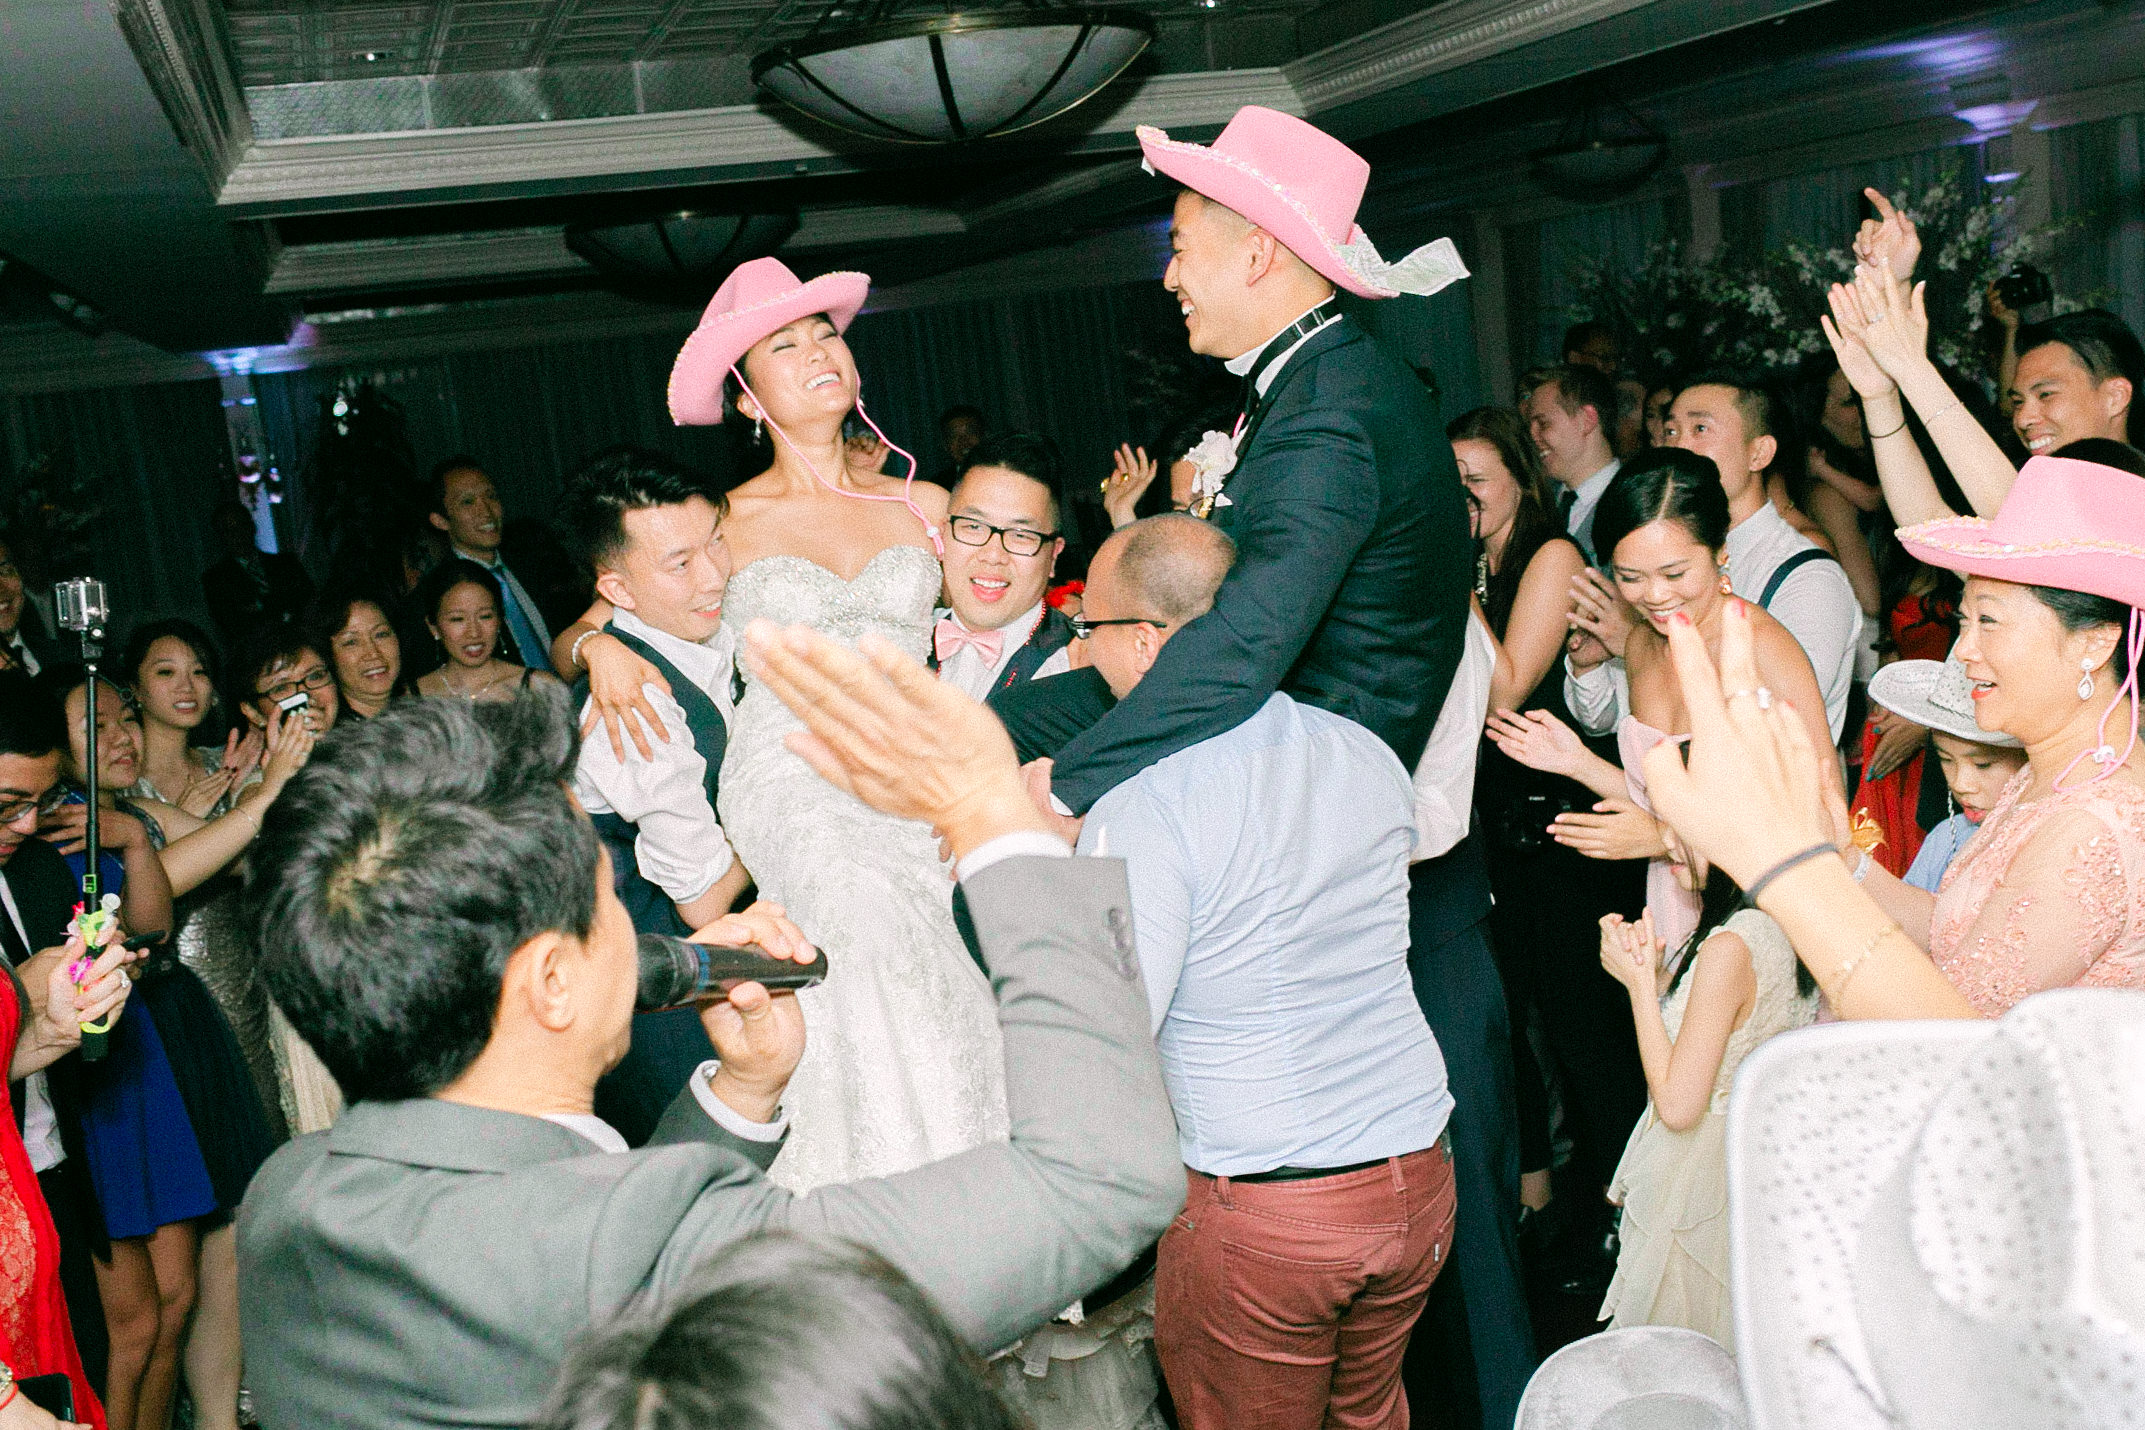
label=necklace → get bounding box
[442,665,510,701]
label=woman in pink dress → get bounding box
[1821,452,2145,1015]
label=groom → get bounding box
[1016,106,1537,1427]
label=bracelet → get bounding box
[1867,415,1909,440]
[568,628,600,671]
[1744,841,1839,904]
[1833,921,1905,1000]
[1918,397,1963,426]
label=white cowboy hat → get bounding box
[1515,1326,1747,1429]
[1728,988,2145,1429]
[1866,652,2022,748]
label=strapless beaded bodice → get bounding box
[721,544,941,661]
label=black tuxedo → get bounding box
[1047,318,1471,814]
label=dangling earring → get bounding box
[753,415,764,443]
[2079,658,2097,701]
[1718,565,1733,595]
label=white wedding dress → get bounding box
[719,545,1009,1193]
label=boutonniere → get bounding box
[1184,427,1240,518]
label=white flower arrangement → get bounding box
[1183,428,1240,514]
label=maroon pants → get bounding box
[1154,1140,1456,1430]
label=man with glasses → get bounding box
[0,670,115,1383]
[933,436,1075,702]
[1067,516,1455,1430]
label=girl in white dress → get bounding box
[1595,833,1818,1352]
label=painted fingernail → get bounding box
[1669,611,1691,627]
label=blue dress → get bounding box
[59,802,218,1239]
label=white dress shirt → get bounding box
[1409,611,1495,861]
[544,1055,788,1151]
[1723,504,1860,741]
[1224,300,1340,398]
[4,629,40,677]
[0,873,63,1172]
[936,602,1072,702]
[571,610,738,907]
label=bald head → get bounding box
[1084,513,1237,697]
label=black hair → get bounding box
[1519,363,1619,433]
[1676,370,1782,445]
[244,690,598,1102]
[939,404,986,430]
[227,619,325,707]
[2015,309,2145,397]
[2030,586,2136,682]
[122,618,224,716]
[0,668,66,761]
[1446,405,1567,638]
[307,583,412,700]
[1561,320,1618,363]
[425,456,487,517]
[952,432,1064,531]
[1663,868,1818,1001]
[1590,448,1733,565]
[413,558,512,665]
[561,446,727,575]
[535,1233,1019,1430]
[2048,437,2145,476]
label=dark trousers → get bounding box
[593,1006,716,1148]
[1399,871,1535,1430]
[1485,846,1647,1203]
[1158,1146,1456,1430]
[40,1165,107,1396]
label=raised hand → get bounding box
[1852,188,1921,281]
[256,699,318,796]
[1101,444,1159,529]
[1642,602,1833,888]
[1598,911,1662,996]
[1485,707,1586,777]
[177,765,238,818]
[1842,266,1933,384]
[1552,797,1667,861]
[578,633,673,763]
[742,620,1046,860]
[1820,283,1899,400]
[222,725,266,785]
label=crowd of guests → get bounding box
[0,106,2137,1430]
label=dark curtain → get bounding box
[0,379,232,640]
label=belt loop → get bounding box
[1215,1174,1235,1210]
[1389,1155,1406,1193]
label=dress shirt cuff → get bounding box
[957,830,1073,883]
[690,1060,788,1142]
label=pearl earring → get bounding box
[753,416,763,443]
[1718,569,1733,595]
[2079,658,2097,701]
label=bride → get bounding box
[587,259,1007,1193]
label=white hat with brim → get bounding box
[1727,989,2145,1430]
[1515,1327,1748,1429]
[1867,656,2023,748]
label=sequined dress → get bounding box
[1928,767,2145,1016]
[719,546,1009,1193]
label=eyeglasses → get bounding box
[257,665,334,704]
[0,787,67,827]
[1068,615,1168,640]
[946,516,1059,559]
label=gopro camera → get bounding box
[55,577,108,635]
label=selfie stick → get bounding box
[55,578,112,1061]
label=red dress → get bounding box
[1854,592,1960,875]
[1,970,108,1429]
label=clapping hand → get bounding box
[1598,910,1662,997]
[1852,188,1921,281]
[1833,264,1933,387]
[1641,601,1834,888]
[1567,568,1637,658]
[1485,707,1586,778]
[1102,444,1159,529]
[742,620,1048,861]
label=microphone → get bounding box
[635,933,827,1012]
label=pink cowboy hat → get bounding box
[668,257,870,426]
[1897,454,2145,609]
[1137,105,1466,301]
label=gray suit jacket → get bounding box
[238,855,1182,1429]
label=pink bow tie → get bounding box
[935,617,1005,667]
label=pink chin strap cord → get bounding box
[2054,605,2143,792]
[731,366,944,558]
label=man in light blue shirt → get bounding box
[1067,513,1454,1430]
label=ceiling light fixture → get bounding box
[752,0,1154,144]
[565,211,802,303]
[1531,89,1668,202]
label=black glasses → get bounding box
[0,787,67,827]
[947,516,1059,559]
[257,665,334,704]
[1068,615,1168,640]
